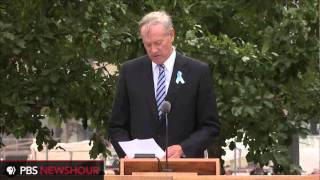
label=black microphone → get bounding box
[160,101,171,114]
[160,101,172,172]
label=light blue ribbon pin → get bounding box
[176,71,185,84]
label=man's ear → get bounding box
[170,29,175,42]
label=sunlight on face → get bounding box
[140,23,174,64]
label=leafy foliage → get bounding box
[172,0,319,174]
[1,0,318,174]
[0,0,127,158]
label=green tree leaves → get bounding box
[0,0,123,158]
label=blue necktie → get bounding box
[156,64,166,119]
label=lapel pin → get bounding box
[176,71,185,84]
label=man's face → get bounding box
[140,23,174,64]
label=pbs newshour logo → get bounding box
[4,165,38,176]
[5,165,17,176]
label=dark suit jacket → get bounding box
[108,52,220,158]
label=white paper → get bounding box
[118,138,165,158]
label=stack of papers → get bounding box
[118,138,165,158]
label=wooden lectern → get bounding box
[120,158,220,176]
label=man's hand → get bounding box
[165,145,184,158]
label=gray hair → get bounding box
[139,11,173,35]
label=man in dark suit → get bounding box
[109,11,220,158]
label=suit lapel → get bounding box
[141,57,158,122]
[165,53,188,108]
